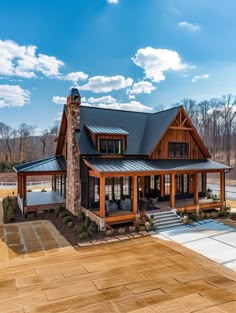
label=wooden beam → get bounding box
[170,174,175,208]
[202,173,207,194]
[169,126,193,130]
[99,177,105,218]
[132,176,138,214]
[160,175,165,197]
[89,170,101,178]
[181,117,188,127]
[220,171,225,204]
[194,173,199,205]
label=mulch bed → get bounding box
[3,197,145,246]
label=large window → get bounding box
[168,142,189,158]
[100,139,122,154]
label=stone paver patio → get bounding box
[1,200,236,312]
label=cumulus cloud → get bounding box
[80,75,133,93]
[178,21,200,32]
[0,84,30,108]
[192,74,209,82]
[87,95,116,104]
[107,0,119,3]
[0,39,64,79]
[132,47,187,82]
[127,81,156,95]
[64,71,88,83]
[83,100,153,113]
[52,96,66,104]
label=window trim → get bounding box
[99,139,123,154]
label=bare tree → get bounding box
[0,122,14,162]
[18,123,34,162]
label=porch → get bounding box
[83,158,230,227]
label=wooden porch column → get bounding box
[194,173,199,205]
[202,173,207,195]
[160,175,165,198]
[132,176,138,214]
[17,174,20,195]
[22,175,27,203]
[100,176,105,218]
[19,174,23,198]
[170,174,175,208]
[220,171,225,204]
[140,176,145,198]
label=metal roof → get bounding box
[86,125,129,135]
[13,156,66,173]
[78,105,180,155]
[85,158,230,173]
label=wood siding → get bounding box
[151,128,204,159]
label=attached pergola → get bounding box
[84,158,230,223]
[13,156,66,215]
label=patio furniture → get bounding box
[120,198,131,210]
[105,200,118,213]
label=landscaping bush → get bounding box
[55,205,65,217]
[118,227,126,235]
[63,216,72,224]
[128,225,136,232]
[74,224,85,235]
[27,189,32,192]
[41,188,47,192]
[84,216,91,228]
[88,221,97,236]
[3,196,10,210]
[231,213,236,221]
[188,212,197,221]
[78,231,89,240]
[77,211,86,223]
[139,225,146,231]
[59,211,69,219]
[7,205,15,222]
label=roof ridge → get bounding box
[81,104,152,114]
[14,156,56,171]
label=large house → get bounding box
[14,88,230,229]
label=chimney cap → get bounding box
[68,88,80,97]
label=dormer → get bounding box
[85,125,129,155]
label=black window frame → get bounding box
[100,139,122,154]
[168,142,189,159]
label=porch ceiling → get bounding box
[85,158,230,175]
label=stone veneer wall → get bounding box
[66,94,81,215]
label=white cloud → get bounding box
[127,81,156,95]
[192,74,209,82]
[132,47,187,82]
[107,0,119,4]
[0,84,30,108]
[54,112,62,122]
[0,39,64,79]
[64,71,88,83]
[87,95,116,104]
[52,96,66,104]
[128,95,136,100]
[80,75,133,93]
[83,100,153,113]
[178,21,200,32]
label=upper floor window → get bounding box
[100,139,122,154]
[168,142,188,158]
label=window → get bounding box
[100,139,122,154]
[168,142,188,158]
[164,175,170,195]
[122,176,130,197]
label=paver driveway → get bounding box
[1,202,236,312]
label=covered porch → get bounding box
[84,158,230,226]
[13,156,66,216]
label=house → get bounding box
[13,88,230,229]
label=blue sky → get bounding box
[0,0,236,132]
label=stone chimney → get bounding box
[66,88,81,215]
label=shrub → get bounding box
[77,211,86,223]
[59,211,69,219]
[105,229,114,236]
[55,205,65,217]
[3,196,10,210]
[7,206,15,222]
[78,231,89,240]
[41,188,47,192]
[74,224,85,235]
[118,227,126,235]
[27,189,32,192]
[63,216,72,224]
[88,221,97,236]
[231,213,236,220]
[128,225,136,232]
[139,225,146,231]
[84,216,91,228]
[188,212,197,221]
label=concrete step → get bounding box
[153,216,181,223]
[147,211,175,218]
[154,218,181,226]
[155,222,183,230]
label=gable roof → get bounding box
[78,105,181,155]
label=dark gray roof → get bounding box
[78,106,180,155]
[13,156,66,173]
[86,125,129,135]
[85,158,230,173]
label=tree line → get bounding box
[0,93,236,170]
[0,122,58,170]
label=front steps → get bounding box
[147,209,183,230]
